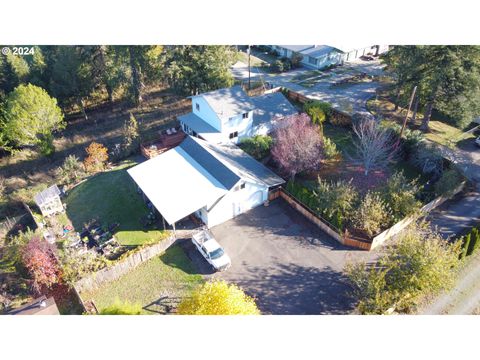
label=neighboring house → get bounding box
[7,296,60,315]
[128,135,284,229]
[269,45,389,69]
[34,185,63,217]
[179,86,297,144]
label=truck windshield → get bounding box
[209,248,225,260]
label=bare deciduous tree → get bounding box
[352,114,396,176]
[271,113,323,180]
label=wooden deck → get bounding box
[140,128,186,159]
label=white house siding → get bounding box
[199,180,268,228]
[221,110,253,144]
[300,52,344,70]
[192,96,223,132]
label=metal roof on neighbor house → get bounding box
[34,184,61,207]
[178,112,224,143]
[194,85,255,119]
[277,45,314,53]
[192,136,285,188]
[251,92,298,129]
[300,45,339,58]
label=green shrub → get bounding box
[382,171,422,222]
[291,53,303,68]
[323,137,340,159]
[410,142,444,176]
[403,129,425,153]
[466,228,480,256]
[56,155,86,186]
[352,192,393,237]
[434,169,463,196]
[272,60,284,73]
[461,234,471,259]
[314,178,358,220]
[304,100,332,124]
[239,135,273,160]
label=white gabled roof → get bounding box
[127,146,228,225]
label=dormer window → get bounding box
[242,112,248,119]
[196,103,200,111]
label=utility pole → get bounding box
[393,85,417,150]
[247,45,251,91]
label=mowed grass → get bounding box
[81,246,204,314]
[65,159,168,246]
[368,97,475,148]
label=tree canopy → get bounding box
[382,45,480,130]
[1,83,65,154]
[177,280,260,315]
[163,45,236,95]
[346,221,460,314]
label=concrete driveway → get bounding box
[188,199,376,315]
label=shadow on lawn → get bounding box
[65,165,167,246]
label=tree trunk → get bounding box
[78,98,88,122]
[106,84,114,103]
[421,100,434,131]
[128,47,142,106]
[412,96,419,122]
[394,87,401,111]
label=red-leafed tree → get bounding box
[271,113,323,180]
[22,236,60,293]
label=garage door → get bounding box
[246,190,264,209]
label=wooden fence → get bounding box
[74,234,176,294]
[269,180,467,251]
[370,181,466,250]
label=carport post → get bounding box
[172,222,176,237]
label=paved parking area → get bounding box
[183,199,377,315]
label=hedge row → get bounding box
[460,227,480,259]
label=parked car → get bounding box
[191,228,231,271]
[476,136,480,147]
[360,54,375,61]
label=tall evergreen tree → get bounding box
[164,45,236,95]
[382,46,480,130]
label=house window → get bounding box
[308,56,317,65]
[229,131,238,139]
[195,103,200,111]
[242,113,248,119]
[235,182,246,191]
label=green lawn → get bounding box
[81,245,204,314]
[367,97,475,148]
[65,159,168,246]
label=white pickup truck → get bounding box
[191,228,231,271]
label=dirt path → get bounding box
[420,253,480,314]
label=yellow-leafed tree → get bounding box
[177,280,260,315]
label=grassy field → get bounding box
[367,97,475,148]
[81,245,203,314]
[65,160,168,246]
